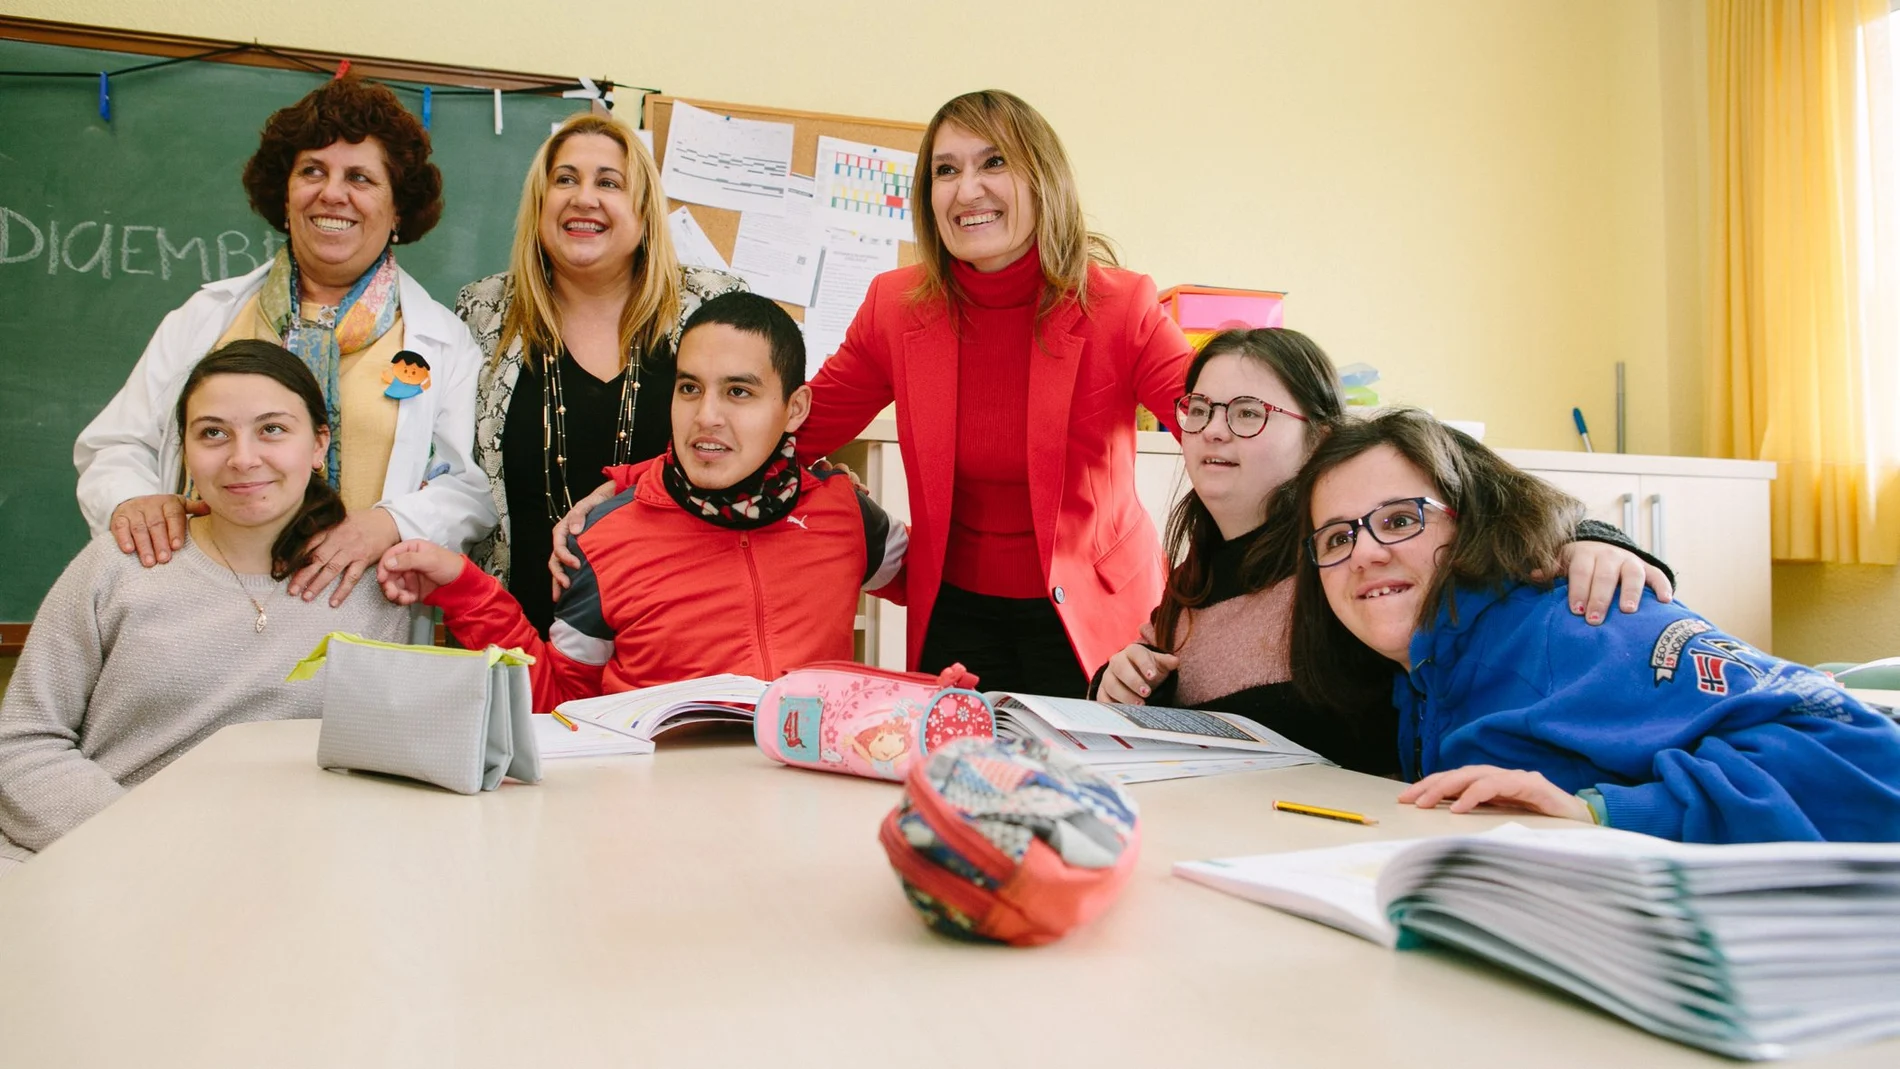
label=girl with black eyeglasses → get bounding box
[1089,328,1674,774]
[1288,408,1900,841]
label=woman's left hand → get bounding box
[288,508,403,607]
[1397,765,1593,823]
[1547,541,1673,624]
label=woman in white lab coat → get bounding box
[75,75,493,608]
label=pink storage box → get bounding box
[1158,285,1286,332]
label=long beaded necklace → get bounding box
[542,343,641,524]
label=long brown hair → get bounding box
[1151,329,1345,653]
[908,90,1117,315]
[497,112,682,367]
[174,340,345,580]
[1288,408,1582,713]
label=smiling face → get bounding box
[183,373,329,536]
[1310,445,1458,668]
[929,122,1038,272]
[284,137,397,295]
[672,324,811,490]
[538,132,645,282]
[1182,353,1313,539]
[859,723,909,763]
[389,361,429,386]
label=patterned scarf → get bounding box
[660,434,802,530]
[258,245,402,488]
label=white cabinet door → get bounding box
[1518,467,1772,652]
[864,441,910,670]
[1528,470,1645,535]
[1640,473,1772,650]
[1134,452,1189,554]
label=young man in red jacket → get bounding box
[376,293,908,710]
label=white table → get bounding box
[1,721,1892,1067]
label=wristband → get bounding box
[1577,787,1609,826]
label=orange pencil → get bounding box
[550,710,580,732]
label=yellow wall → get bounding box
[19,0,1708,455]
[1774,565,1900,666]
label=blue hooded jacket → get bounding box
[1394,580,1900,843]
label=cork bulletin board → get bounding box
[642,95,926,322]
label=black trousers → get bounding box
[917,583,1089,698]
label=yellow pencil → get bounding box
[1273,800,1379,826]
[550,710,580,732]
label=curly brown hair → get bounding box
[242,76,443,246]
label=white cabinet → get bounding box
[1502,451,1776,651]
[1134,447,1191,544]
[841,424,1777,665]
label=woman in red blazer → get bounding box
[797,90,1194,696]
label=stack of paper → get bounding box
[1177,825,1900,1060]
[989,693,1330,784]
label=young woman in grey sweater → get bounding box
[0,341,409,870]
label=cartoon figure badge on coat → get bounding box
[381,350,431,400]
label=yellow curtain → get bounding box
[1708,0,1900,563]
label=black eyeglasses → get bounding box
[1307,497,1458,567]
[1174,393,1308,438]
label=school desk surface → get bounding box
[0,720,1893,1068]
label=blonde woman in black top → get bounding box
[456,113,743,635]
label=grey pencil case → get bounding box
[292,632,541,795]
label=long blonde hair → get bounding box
[909,90,1117,314]
[497,112,683,366]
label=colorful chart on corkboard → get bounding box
[814,136,916,244]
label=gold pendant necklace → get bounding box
[203,528,268,634]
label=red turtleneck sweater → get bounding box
[943,250,1044,598]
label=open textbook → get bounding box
[538,675,770,759]
[1176,824,1900,1060]
[989,693,1330,784]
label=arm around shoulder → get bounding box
[1115,271,1194,428]
[1574,517,1675,589]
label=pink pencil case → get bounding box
[754,661,996,782]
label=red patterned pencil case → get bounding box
[879,736,1142,946]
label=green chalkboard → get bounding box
[0,39,586,622]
